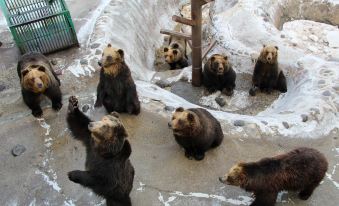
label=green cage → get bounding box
[0,0,79,54]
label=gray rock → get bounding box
[301,114,308,122]
[0,84,6,92]
[282,122,289,129]
[12,145,26,156]
[318,80,325,84]
[281,34,286,38]
[155,79,171,88]
[234,120,245,127]
[80,59,88,65]
[322,90,331,96]
[261,121,268,125]
[51,59,58,65]
[82,104,90,113]
[90,43,100,49]
[215,96,226,107]
[333,85,339,91]
[95,49,102,55]
[164,106,175,112]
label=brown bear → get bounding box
[17,52,62,117]
[67,96,135,206]
[249,45,287,96]
[163,24,190,70]
[168,107,224,161]
[95,44,140,115]
[219,147,328,206]
[203,54,236,96]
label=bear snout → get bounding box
[219,177,226,183]
[88,122,95,130]
[37,83,43,88]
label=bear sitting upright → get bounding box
[95,44,140,115]
[219,147,328,206]
[67,96,135,206]
[168,107,224,161]
[249,45,287,96]
[17,52,62,117]
[203,54,236,96]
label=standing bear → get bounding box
[67,96,135,206]
[203,54,236,96]
[249,45,287,96]
[95,44,140,115]
[219,147,328,206]
[17,52,62,117]
[168,107,224,161]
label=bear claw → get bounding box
[52,102,63,111]
[32,109,43,118]
[68,96,78,112]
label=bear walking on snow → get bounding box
[219,147,328,206]
[249,45,287,96]
[95,44,140,115]
[168,107,224,161]
[17,52,62,117]
[203,54,236,96]
[67,96,135,206]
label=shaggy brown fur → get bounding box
[219,147,328,206]
[168,107,224,161]
[249,45,287,96]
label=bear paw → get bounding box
[68,170,81,183]
[193,153,205,161]
[68,96,78,113]
[94,100,102,108]
[32,109,43,118]
[222,88,234,96]
[52,102,63,111]
[249,87,257,96]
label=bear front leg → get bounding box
[222,87,234,96]
[299,185,317,200]
[94,79,104,107]
[117,140,132,159]
[45,86,62,111]
[184,148,194,160]
[22,90,43,117]
[126,84,140,115]
[68,170,98,187]
[251,191,277,206]
[193,149,205,161]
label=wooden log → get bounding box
[172,15,196,26]
[160,29,192,40]
[202,39,217,60]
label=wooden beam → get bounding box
[199,0,214,5]
[160,29,192,40]
[172,15,196,26]
[180,27,192,49]
[202,39,217,60]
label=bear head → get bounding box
[219,163,247,186]
[88,112,128,157]
[208,54,230,75]
[168,107,201,136]
[21,65,50,93]
[259,45,278,64]
[99,44,125,76]
[163,43,183,64]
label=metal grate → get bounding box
[0,0,79,54]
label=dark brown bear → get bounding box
[203,54,236,96]
[95,44,140,115]
[249,45,287,96]
[17,52,62,117]
[163,42,189,70]
[168,107,224,161]
[67,96,134,206]
[219,147,328,206]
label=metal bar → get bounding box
[172,15,195,26]
[160,29,192,40]
[202,39,217,60]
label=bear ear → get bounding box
[118,49,124,59]
[173,50,178,55]
[223,56,228,61]
[187,113,195,122]
[175,107,184,112]
[210,56,216,62]
[275,46,279,50]
[172,43,179,49]
[110,111,119,118]
[21,69,29,77]
[107,43,112,47]
[98,60,102,67]
[38,66,46,72]
[164,47,169,53]
[263,44,266,48]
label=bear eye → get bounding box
[178,119,184,124]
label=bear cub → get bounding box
[17,52,62,117]
[249,45,287,96]
[203,54,236,96]
[219,147,328,206]
[67,96,135,206]
[168,107,224,161]
[95,44,140,115]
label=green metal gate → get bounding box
[0,0,79,54]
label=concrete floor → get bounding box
[0,0,338,206]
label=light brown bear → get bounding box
[249,45,287,96]
[219,147,328,206]
[17,52,62,117]
[168,107,224,161]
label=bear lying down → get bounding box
[219,147,328,206]
[67,96,134,206]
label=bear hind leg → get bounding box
[251,192,277,206]
[106,196,132,206]
[299,184,317,200]
[193,149,205,161]
[45,86,62,111]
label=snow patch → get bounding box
[158,193,177,206]
[37,118,51,136]
[35,170,61,192]
[67,60,95,77]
